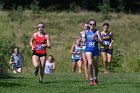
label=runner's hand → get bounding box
[93,35,98,40]
[32,47,35,50]
[109,44,112,49]
[41,44,46,47]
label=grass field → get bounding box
[0,71,140,93]
[0,10,140,93]
[0,11,140,72]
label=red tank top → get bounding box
[33,32,47,54]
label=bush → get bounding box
[69,3,80,13]
[30,1,40,19]
[127,55,140,72]
[20,34,30,45]
[0,38,15,77]
[108,49,123,72]
[8,6,24,24]
[99,3,111,20]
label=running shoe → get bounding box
[34,68,39,76]
[39,80,42,83]
[39,78,43,83]
[89,80,97,86]
[104,70,109,75]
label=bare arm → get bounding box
[109,32,115,49]
[30,33,35,50]
[52,63,55,70]
[46,34,51,48]
[95,31,103,43]
[70,42,76,54]
[9,55,14,64]
[79,31,86,45]
[110,32,115,45]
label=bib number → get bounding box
[104,41,110,46]
[88,42,95,47]
[36,44,43,50]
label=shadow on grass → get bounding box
[0,80,26,87]
[43,79,86,84]
[0,72,34,79]
[0,73,13,79]
[0,73,34,87]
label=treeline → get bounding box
[1,0,140,13]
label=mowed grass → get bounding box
[0,72,140,93]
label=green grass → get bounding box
[0,10,140,92]
[0,72,140,93]
[0,11,140,72]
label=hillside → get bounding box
[0,10,140,73]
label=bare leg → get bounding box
[107,53,112,62]
[77,60,82,73]
[32,55,40,76]
[39,56,46,82]
[101,52,108,74]
[82,53,88,80]
[93,56,99,79]
[17,67,22,73]
[13,70,18,74]
[72,62,76,72]
[107,53,112,72]
[86,52,93,79]
[32,55,39,69]
[12,65,18,74]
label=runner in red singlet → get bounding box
[30,22,51,83]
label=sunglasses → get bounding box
[90,24,95,26]
[38,27,44,28]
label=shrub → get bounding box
[30,0,40,19]
[8,6,24,24]
[0,37,15,77]
[108,49,123,72]
[69,3,80,13]
[20,34,30,45]
[127,55,140,72]
[99,3,111,20]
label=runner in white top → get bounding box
[79,21,89,80]
[70,38,83,73]
[44,55,55,74]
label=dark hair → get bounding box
[13,47,19,53]
[103,22,109,27]
[83,21,90,30]
[85,21,89,24]
[89,19,96,26]
[48,55,55,62]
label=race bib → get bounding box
[88,42,95,47]
[104,41,110,46]
[75,55,80,58]
[36,44,43,50]
[16,61,21,66]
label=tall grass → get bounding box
[0,10,140,73]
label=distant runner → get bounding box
[70,38,83,73]
[79,21,89,80]
[100,22,115,74]
[44,55,55,75]
[9,47,24,74]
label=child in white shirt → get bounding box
[44,55,55,74]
